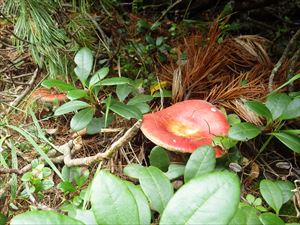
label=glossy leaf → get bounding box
[70,108,94,131]
[55,100,90,116]
[228,208,247,225]
[184,145,216,183]
[67,90,87,100]
[89,67,110,87]
[73,210,97,225]
[280,98,300,120]
[272,132,300,153]
[275,180,295,203]
[91,171,141,225]
[124,181,151,225]
[86,117,105,135]
[74,47,93,83]
[109,101,142,120]
[116,84,132,102]
[245,101,272,121]
[164,164,185,180]
[41,79,76,91]
[240,206,262,225]
[227,114,241,125]
[132,102,150,113]
[124,165,174,214]
[160,171,240,225]
[127,95,153,105]
[228,122,261,141]
[11,211,84,225]
[149,146,170,172]
[259,213,285,225]
[100,77,132,86]
[265,93,291,120]
[260,179,283,214]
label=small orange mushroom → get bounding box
[31,88,67,103]
[141,100,230,157]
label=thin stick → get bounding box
[268,28,300,92]
[155,0,183,23]
[64,120,141,167]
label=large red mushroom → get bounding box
[141,100,230,157]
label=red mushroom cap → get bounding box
[141,100,230,157]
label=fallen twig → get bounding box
[268,28,300,92]
[64,120,142,167]
[287,48,300,92]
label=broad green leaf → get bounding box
[160,171,240,225]
[265,93,291,120]
[149,146,170,172]
[41,79,76,91]
[67,90,87,100]
[74,47,93,83]
[91,171,141,225]
[124,165,174,214]
[164,164,185,180]
[124,181,151,225]
[280,98,300,120]
[11,211,84,225]
[228,122,261,141]
[74,210,97,225]
[245,101,272,122]
[184,145,216,183]
[70,108,94,131]
[116,84,132,102]
[275,180,295,203]
[260,179,283,214]
[57,181,76,193]
[89,67,110,87]
[132,102,150,113]
[0,212,7,225]
[259,213,285,225]
[272,132,300,153]
[228,208,247,225]
[100,77,132,86]
[55,100,90,116]
[127,95,154,105]
[286,224,300,225]
[109,101,142,120]
[86,117,105,135]
[227,114,241,125]
[240,206,262,225]
[152,90,172,98]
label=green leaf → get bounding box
[272,132,300,153]
[132,102,150,113]
[156,36,164,46]
[74,47,93,83]
[73,210,97,225]
[149,146,170,172]
[228,122,261,141]
[0,212,7,225]
[228,208,247,225]
[41,79,76,91]
[67,90,87,100]
[152,90,172,98]
[86,117,105,135]
[164,164,185,180]
[245,101,272,122]
[260,179,283,214]
[259,213,285,225]
[109,101,142,120]
[55,100,90,116]
[275,180,295,203]
[70,108,94,131]
[57,181,76,193]
[280,98,300,120]
[124,165,174,214]
[124,181,151,225]
[116,84,132,102]
[184,145,216,183]
[127,94,153,105]
[100,77,132,86]
[89,67,110,88]
[240,206,262,225]
[11,211,84,225]
[91,171,141,225]
[160,171,240,225]
[227,114,241,125]
[265,93,291,120]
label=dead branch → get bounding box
[287,48,300,92]
[268,28,300,92]
[64,120,142,167]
